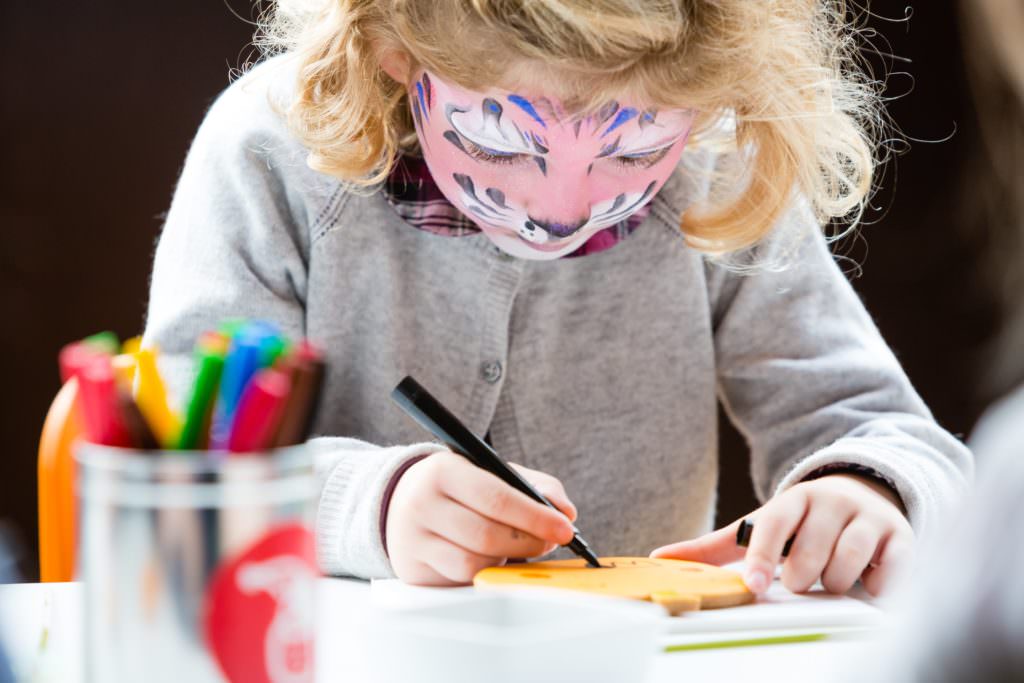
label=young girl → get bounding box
[144,0,972,596]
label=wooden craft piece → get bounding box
[474,557,754,616]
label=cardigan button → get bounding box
[480,360,503,383]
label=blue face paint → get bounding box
[416,81,429,121]
[422,72,433,109]
[602,107,638,137]
[507,94,547,128]
[481,97,505,140]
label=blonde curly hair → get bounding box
[259,0,879,254]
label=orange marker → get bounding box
[38,378,82,582]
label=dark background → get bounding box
[0,2,1000,581]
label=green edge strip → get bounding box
[664,632,829,653]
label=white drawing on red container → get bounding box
[237,556,316,683]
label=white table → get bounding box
[0,578,881,682]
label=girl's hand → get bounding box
[385,451,578,586]
[649,473,913,596]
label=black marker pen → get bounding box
[736,519,794,557]
[391,375,603,568]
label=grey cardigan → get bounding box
[143,57,973,579]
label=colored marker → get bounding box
[217,318,246,339]
[736,519,794,557]
[135,347,181,448]
[82,331,120,355]
[118,390,159,450]
[269,344,325,448]
[77,356,132,447]
[111,353,137,392]
[176,343,226,450]
[259,333,287,368]
[211,329,266,448]
[212,322,284,442]
[227,368,292,453]
[391,376,603,568]
[59,341,110,383]
[197,330,230,356]
[121,335,142,355]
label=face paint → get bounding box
[407,70,695,260]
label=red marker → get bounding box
[77,356,133,447]
[226,368,292,453]
[58,342,101,384]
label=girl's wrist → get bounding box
[379,453,433,558]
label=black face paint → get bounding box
[595,101,620,125]
[443,130,469,155]
[596,136,622,158]
[422,72,433,109]
[412,98,424,133]
[530,132,549,155]
[599,180,658,225]
[485,187,508,209]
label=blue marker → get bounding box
[210,321,281,449]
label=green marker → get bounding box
[177,345,226,450]
[82,331,120,355]
[259,334,287,368]
[218,318,246,339]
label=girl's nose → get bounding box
[525,216,589,239]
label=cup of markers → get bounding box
[61,321,324,683]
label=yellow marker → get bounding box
[122,335,142,355]
[135,347,181,448]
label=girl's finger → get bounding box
[780,503,853,593]
[743,488,810,594]
[509,462,578,522]
[421,530,505,585]
[428,494,550,558]
[861,529,912,597]
[820,517,881,594]
[649,517,746,566]
[437,457,575,545]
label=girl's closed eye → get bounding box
[459,135,533,166]
[611,144,672,169]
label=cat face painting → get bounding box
[409,70,695,260]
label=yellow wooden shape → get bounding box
[474,557,754,615]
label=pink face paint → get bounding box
[408,70,695,260]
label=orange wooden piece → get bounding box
[38,378,82,582]
[474,557,754,615]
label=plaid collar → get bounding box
[382,155,649,258]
